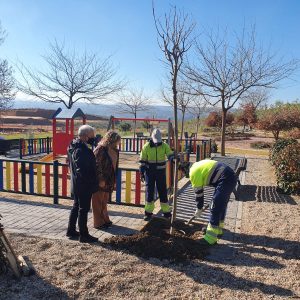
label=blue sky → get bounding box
[0,0,300,104]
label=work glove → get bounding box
[194,208,203,218]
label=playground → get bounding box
[0,156,299,299]
[0,109,212,208]
[0,108,299,299]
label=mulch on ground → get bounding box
[103,217,209,262]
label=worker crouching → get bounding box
[139,128,174,221]
[180,159,237,245]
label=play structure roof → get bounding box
[52,108,86,119]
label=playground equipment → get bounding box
[52,108,86,157]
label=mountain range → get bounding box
[12,99,213,120]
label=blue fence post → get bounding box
[116,169,122,204]
[0,160,3,190]
[29,162,34,194]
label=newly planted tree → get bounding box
[153,5,195,233]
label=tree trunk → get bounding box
[133,112,137,139]
[170,70,179,235]
[180,110,185,141]
[273,130,280,140]
[195,115,200,139]
[220,109,227,156]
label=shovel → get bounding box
[186,203,210,225]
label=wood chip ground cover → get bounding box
[0,157,299,299]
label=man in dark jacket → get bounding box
[66,125,99,243]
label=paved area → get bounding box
[0,155,245,252]
[0,197,145,242]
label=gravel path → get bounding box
[1,158,299,299]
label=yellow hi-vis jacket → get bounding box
[189,159,219,188]
[189,160,221,206]
[139,141,173,170]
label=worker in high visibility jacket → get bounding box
[139,128,174,221]
[180,159,237,245]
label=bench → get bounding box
[212,156,247,200]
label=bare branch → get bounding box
[184,25,299,155]
[17,40,125,109]
[0,22,15,111]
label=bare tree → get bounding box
[0,22,15,111]
[161,84,195,140]
[153,4,195,233]
[188,95,208,139]
[18,40,124,109]
[185,27,298,155]
[240,87,270,109]
[117,88,152,137]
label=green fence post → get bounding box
[19,139,23,159]
[203,142,207,159]
[53,160,59,204]
[196,145,200,162]
[21,162,26,193]
[136,138,139,154]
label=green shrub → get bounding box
[269,138,298,165]
[119,122,132,132]
[274,143,300,194]
[250,141,272,149]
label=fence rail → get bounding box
[0,152,191,207]
[119,137,211,155]
[19,137,53,159]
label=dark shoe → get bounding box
[94,224,106,230]
[79,234,98,243]
[163,212,172,219]
[66,230,80,239]
[104,221,113,228]
[144,214,152,221]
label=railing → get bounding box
[18,137,53,159]
[195,140,212,161]
[0,153,190,207]
[119,137,211,155]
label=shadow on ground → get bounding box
[237,185,297,205]
[0,257,71,299]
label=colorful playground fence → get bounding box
[19,137,53,159]
[119,137,211,155]
[0,153,190,207]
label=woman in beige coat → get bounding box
[92,131,121,229]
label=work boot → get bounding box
[197,238,215,247]
[144,214,152,221]
[202,228,224,238]
[66,229,80,239]
[163,212,172,219]
[79,234,98,243]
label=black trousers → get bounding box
[145,168,168,203]
[68,190,92,236]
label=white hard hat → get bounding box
[151,128,162,143]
